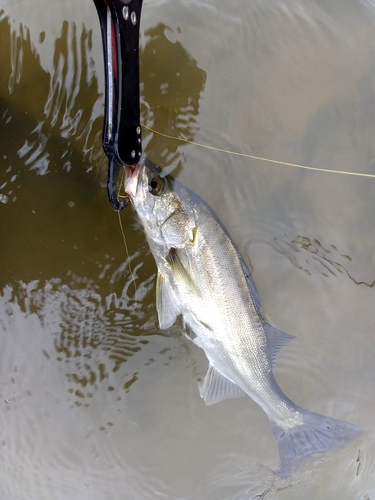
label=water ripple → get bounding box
[2,270,162,406]
[0,278,191,500]
[248,234,375,287]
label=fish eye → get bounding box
[149,176,165,196]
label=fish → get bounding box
[124,156,362,476]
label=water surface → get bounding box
[1,1,375,498]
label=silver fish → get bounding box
[125,157,362,475]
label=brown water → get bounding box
[1,1,375,498]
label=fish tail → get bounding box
[272,410,362,476]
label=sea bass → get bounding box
[125,157,361,475]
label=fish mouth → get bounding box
[124,161,143,200]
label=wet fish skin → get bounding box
[125,157,362,475]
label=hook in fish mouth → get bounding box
[107,157,131,210]
[124,161,144,200]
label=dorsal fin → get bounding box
[263,322,295,371]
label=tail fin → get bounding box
[273,410,362,476]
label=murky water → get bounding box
[1,0,375,498]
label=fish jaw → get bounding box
[123,159,159,229]
[124,160,144,200]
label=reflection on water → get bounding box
[1,0,375,498]
[1,13,104,169]
[141,23,207,175]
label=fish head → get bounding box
[124,157,195,247]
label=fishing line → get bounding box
[116,167,137,303]
[117,210,138,302]
[142,124,375,179]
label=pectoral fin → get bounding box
[199,365,246,406]
[156,271,181,329]
[166,247,200,296]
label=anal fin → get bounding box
[199,365,246,406]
